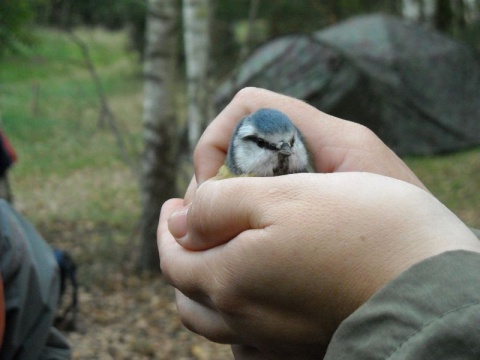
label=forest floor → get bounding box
[1,27,479,359]
[37,222,233,360]
[44,220,234,359]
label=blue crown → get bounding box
[246,108,295,134]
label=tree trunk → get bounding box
[183,0,212,153]
[434,0,454,30]
[403,0,438,23]
[239,0,260,61]
[403,0,423,20]
[139,0,179,272]
[452,0,467,29]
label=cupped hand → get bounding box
[158,172,480,359]
[192,87,425,189]
[180,87,427,251]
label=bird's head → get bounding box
[225,108,310,176]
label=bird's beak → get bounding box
[278,143,292,157]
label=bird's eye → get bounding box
[289,137,295,147]
[256,138,266,148]
[243,135,272,150]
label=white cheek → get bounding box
[236,145,263,171]
[290,143,309,170]
[235,143,276,175]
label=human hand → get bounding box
[190,87,425,190]
[159,87,477,358]
[180,87,427,251]
[159,173,480,359]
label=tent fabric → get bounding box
[214,14,480,156]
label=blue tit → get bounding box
[217,108,311,177]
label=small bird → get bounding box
[217,108,311,177]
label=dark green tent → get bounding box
[214,14,480,156]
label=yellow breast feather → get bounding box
[217,164,255,178]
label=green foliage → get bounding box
[0,27,142,228]
[34,0,146,28]
[33,0,147,54]
[0,0,39,57]
[0,27,137,82]
[215,0,398,36]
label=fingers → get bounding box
[159,196,258,345]
[158,198,184,245]
[184,176,198,205]
[159,171,477,354]
[194,87,425,189]
[158,180,268,298]
[194,86,359,183]
[158,205,240,344]
[175,290,237,344]
[172,178,267,251]
[194,87,323,183]
[158,200,220,305]
[158,199,203,292]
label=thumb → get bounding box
[171,178,263,251]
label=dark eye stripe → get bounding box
[244,136,278,151]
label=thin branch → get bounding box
[239,0,260,62]
[66,29,140,176]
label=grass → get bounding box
[0,27,136,83]
[0,27,478,288]
[406,149,480,228]
[0,27,144,283]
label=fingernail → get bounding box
[168,204,190,240]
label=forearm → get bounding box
[325,251,480,359]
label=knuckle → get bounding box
[353,123,376,140]
[212,291,242,317]
[209,267,247,317]
[349,123,381,147]
[233,86,261,102]
[178,305,233,344]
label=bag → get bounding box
[0,200,71,359]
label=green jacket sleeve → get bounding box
[324,250,480,359]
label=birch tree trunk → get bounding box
[239,0,260,61]
[433,0,453,30]
[402,0,423,20]
[403,0,437,23]
[452,0,467,29]
[139,0,179,271]
[183,0,211,153]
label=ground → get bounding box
[65,275,233,359]
[38,221,234,360]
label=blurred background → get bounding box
[1,0,479,358]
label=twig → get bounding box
[239,0,260,63]
[31,82,40,117]
[66,29,140,176]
